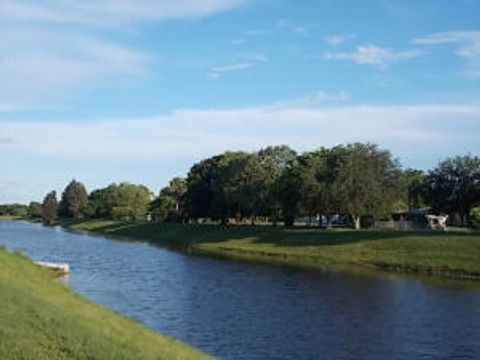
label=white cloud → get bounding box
[294,27,308,36]
[267,91,350,108]
[0,0,246,27]
[207,54,268,78]
[326,45,424,69]
[0,0,246,111]
[413,31,480,78]
[231,38,246,45]
[2,101,478,163]
[243,54,269,62]
[0,29,148,111]
[324,33,356,46]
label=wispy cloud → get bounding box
[230,38,246,45]
[207,54,268,79]
[294,27,308,36]
[267,91,350,108]
[2,100,478,162]
[413,31,480,78]
[324,33,357,46]
[0,0,246,28]
[243,54,269,62]
[0,29,148,112]
[0,1,246,112]
[326,45,424,69]
[206,63,252,78]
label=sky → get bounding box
[1,0,480,203]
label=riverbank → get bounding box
[0,247,210,360]
[61,219,480,280]
[0,215,22,220]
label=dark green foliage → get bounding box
[59,180,89,219]
[277,164,302,227]
[34,144,479,232]
[184,156,219,219]
[151,177,187,221]
[27,201,43,218]
[41,191,58,225]
[335,143,402,229]
[423,155,480,225]
[88,183,151,220]
[0,204,28,217]
[257,145,297,224]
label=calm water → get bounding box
[1,221,480,359]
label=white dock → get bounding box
[35,261,70,275]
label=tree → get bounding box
[423,155,480,225]
[257,145,297,225]
[108,183,151,220]
[0,204,28,217]
[151,177,187,222]
[335,143,401,229]
[28,202,43,219]
[59,180,89,219]
[237,154,270,224]
[184,156,218,220]
[41,191,58,225]
[277,163,302,227]
[184,151,255,224]
[401,169,426,210]
[209,151,251,224]
[84,183,151,220]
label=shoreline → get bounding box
[57,219,480,281]
[0,245,210,359]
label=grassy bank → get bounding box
[63,219,480,280]
[0,215,22,221]
[0,247,210,360]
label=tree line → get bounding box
[15,143,480,229]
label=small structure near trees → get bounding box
[426,214,449,231]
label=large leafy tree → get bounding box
[28,202,43,219]
[41,191,58,225]
[296,146,347,227]
[86,183,151,220]
[257,145,297,224]
[423,155,480,225]
[335,143,401,229]
[151,177,187,221]
[237,154,270,224]
[59,180,89,219]
[184,155,222,220]
[277,163,302,227]
[185,151,258,224]
[209,151,251,224]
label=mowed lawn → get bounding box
[0,247,211,360]
[67,220,480,279]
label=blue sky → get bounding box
[1,0,480,203]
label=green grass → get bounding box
[0,215,22,221]
[0,247,211,360]
[63,219,480,280]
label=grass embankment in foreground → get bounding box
[64,219,480,280]
[0,247,211,360]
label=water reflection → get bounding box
[1,220,480,359]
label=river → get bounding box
[1,220,480,359]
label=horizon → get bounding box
[1,0,480,203]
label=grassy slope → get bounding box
[65,220,480,280]
[0,248,211,360]
[0,215,22,221]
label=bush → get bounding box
[471,207,480,227]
